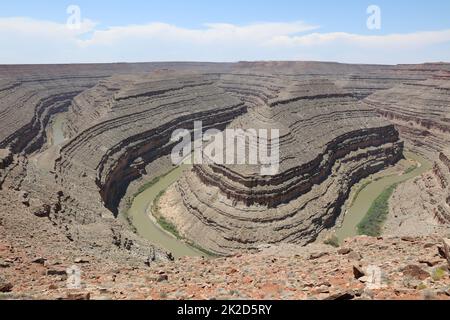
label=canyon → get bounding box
[0,61,450,299]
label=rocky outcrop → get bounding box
[366,77,450,234]
[55,73,246,219]
[0,77,101,155]
[0,149,12,169]
[159,75,403,255]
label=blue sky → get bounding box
[1,0,450,64]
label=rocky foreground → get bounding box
[1,184,450,300]
[1,175,449,300]
[1,220,450,300]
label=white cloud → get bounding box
[78,21,319,47]
[0,17,97,38]
[0,16,449,64]
[268,30,450,49]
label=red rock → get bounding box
[324,290,355,300]
[226,268,238,275]
[309,252,328,260]
[402,265,430,280]
[66,292,91,300]
[338,248,353,255]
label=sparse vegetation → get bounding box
[324,235,340,248]
[159,292,168,299]
[229,290,240,296]
[156,216,182,239]
[417,283,427,290]
[151,189,181,239]
[121,168,179,234]
[404,163,418,175]
[123,212,137,233]
[357,183,398,236]
[431,267,447,281]
[120,196,137,233]
[134,167,178,198]
[151,188,218,257]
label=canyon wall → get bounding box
[1,62,449,260]
[158,73,403,255]
[365,71,450,235]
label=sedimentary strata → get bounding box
[159,74,403,255]
[56,73,246,217]
[366,74,450,235]
[1,61,450,264]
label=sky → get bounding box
[1,0,450,64]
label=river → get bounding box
[49,112,429,256]
[334,152,432,242]
[123,165,203,258]
[127,151,431,257]
[48,112,202,258]
[32,113,68,171]
[51,114,67,146]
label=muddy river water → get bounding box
[335,152,432,242]
[48,113,202,258]
[127,152,431,257]
[124,166,203,258]
[49,115,431,256]
[51,114,67,146]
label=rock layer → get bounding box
[159,74,403,255]
[56,72,246,218]
[1,62,449,262]
[365,74,450,235]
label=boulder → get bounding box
[324,290,355,300]
[31,203,51,218]
[0,275,13,292]
[442,238,450,266]
[337,248,353,255]
[46,269,67,276]
[66,292,91,300]
[32,257,47,265]
[353,265,365,279]
[18,191,30,207]
[0,258,11,268]
[308,252,328,260]
[401,236,417,242]
[348,251,362,261]
[402,265,430,280]
[74,257,90,264]
[157,274,169,282]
